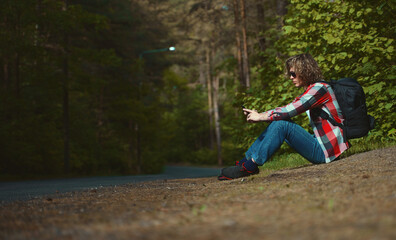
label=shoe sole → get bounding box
[217,175,233,181]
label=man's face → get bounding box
[289,68,303,88]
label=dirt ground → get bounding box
[0,146,395,240]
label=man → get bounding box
[218,53,349,180]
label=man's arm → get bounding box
[268,83,329,121]
[243,108,271,123]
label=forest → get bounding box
[0,0,394,178]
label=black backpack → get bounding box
[319,78,375,141]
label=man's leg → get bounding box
[219,120,325,180]
[245,120,325,165]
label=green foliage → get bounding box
[160,70,216,165]
[241,0,395,144]
[234,0,395,165]
[281,0,395,141]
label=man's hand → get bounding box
[243,108,270,123]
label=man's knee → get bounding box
[270,120,293,128]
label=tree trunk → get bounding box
[127,120,141,174]
[15,11,21,98]
[199,57,206,85]
[15,54,20,97]
[206,47,215,150]
[134,59,144,174]
[3,61,9,89]
[135,122,142,174]
[62,52,70,174]
[276,0,288,30]
[96,86,105,164]
[255,0,266,51]
[62,0,70,174]
[212,75,222,166]
[232,0,244,88]
[240,0,250,89]
[128,120,134,171]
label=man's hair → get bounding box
[285,53,323,85]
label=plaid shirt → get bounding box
[268,82,349,163]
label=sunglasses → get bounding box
[290,71,297,78]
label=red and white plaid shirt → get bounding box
[268,82,349,162]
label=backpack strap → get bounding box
[319,110,350,145]
[319,110,344,129]
[317,80,342,128]
[317,80,349,144]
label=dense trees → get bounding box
[0,0,172,176]
[0,0,394,177]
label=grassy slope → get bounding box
[263,139,396,172]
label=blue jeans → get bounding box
[245,120,326,165]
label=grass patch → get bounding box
[340,138,396,158]
[260,153,311,172]
[259,138,396,173]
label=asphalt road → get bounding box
[0,166,221,202]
